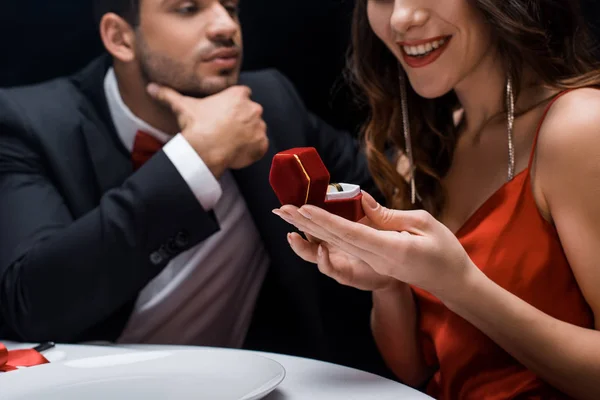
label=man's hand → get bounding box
[147,83,269,178]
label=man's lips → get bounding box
[203,48,240,69]
[204,48,241,62]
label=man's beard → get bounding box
[136,36,240,98]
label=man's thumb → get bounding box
[147,83,185,115]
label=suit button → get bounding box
[158,246,170,259]
[175,231,189,247]
[165,239,178,255]
[150,251,163,265]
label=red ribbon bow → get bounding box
[0,342,49,372]
[131,130,164,171]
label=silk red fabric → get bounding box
[131,130,163,171]
[0,342,49,372]
[412,90,593,399]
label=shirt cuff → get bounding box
[163,134,222,210]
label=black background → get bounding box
[0,0,360,132]
[0,0,599,133]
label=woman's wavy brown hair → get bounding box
[349,0,600,216]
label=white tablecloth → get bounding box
[3,342,433,399]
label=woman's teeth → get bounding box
[403,38,447,57]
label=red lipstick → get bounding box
[398,36,452,69]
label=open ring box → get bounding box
[269,147,365,222]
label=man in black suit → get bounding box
[0,0,387,375]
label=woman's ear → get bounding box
[99,13,137,63]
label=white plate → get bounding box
[0,348,285,400]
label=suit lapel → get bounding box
[80,114,132,195]
[74,56,133,195]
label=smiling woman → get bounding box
[274,0,600,399]
[397,36,450,69]
[353,0,600,215]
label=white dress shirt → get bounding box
[103,68,269,347]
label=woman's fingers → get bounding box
[305,232,322,244]
[287,234,357,287]
[315,244,338,281]
[361,191,432,234]
[277,204,411,265]
[276,206,379,263]
[287,232,319,264]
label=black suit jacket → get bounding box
[0,56,388,376]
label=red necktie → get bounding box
[0,342,49,372]
[131,130,164,171]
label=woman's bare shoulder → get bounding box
[534,87,600,220]
[537,87,600,159]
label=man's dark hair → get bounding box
[94,0,141,27]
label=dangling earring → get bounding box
[399,71,418,204]
[506,76,516,181]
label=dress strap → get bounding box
[527,90,573,170]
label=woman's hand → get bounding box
[285,231,398,291]
[274,191,477,302]
[281,210,432,387]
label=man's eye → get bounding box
[223,4,239,16]
[177,3,198,14]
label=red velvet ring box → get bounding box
[269,147,365,221]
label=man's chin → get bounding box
[185,74,239,98]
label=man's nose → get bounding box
[206,5,239,41]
